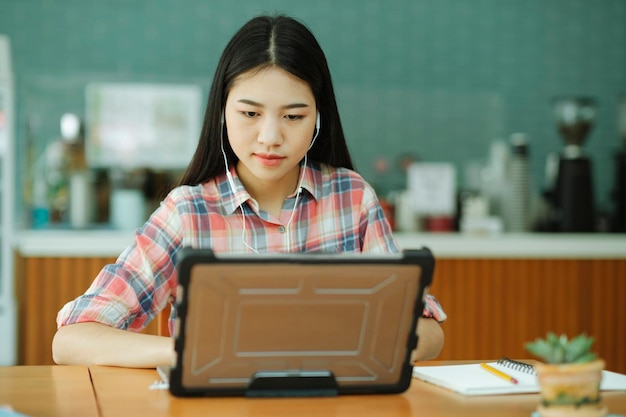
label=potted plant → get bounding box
[525,332,607,417]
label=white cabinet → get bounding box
[0,34,17,365]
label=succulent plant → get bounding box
[525,332,597,364]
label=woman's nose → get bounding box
[257,117,283,145]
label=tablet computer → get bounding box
[168,247,435,397]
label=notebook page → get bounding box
[413,362,539,396]
[601,370,626,391]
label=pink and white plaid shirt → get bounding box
[57,162,446,332]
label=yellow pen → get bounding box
[480,363,519,384]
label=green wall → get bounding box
[1,0,625,219]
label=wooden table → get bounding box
[2,364,626,417]
[0,366,98,417]
[88,364,626,417]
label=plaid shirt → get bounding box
[57,162,446,332]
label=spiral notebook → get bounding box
[413,358,626,396]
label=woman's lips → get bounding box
[255,153,284,167]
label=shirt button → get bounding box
[278,226,286,234]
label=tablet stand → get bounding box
[246,371,338,397]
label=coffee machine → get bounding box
[610,94,626,232]
[547,97,597,232]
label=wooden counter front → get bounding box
[431,258,626,373]
[15,255,626,374]
[15,255,158,365]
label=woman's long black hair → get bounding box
[179,15,353,186]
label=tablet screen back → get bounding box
[169,249,434,397]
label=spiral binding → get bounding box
[497,357,537,375]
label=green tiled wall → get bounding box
[2,0,625,215]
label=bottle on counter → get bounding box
[505,133,531,232]
[61,114,94,228]
[31,174,50,229]
[23,115,45,228]
[43,113,93,227]
[480,140,509,224]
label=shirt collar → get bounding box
[298,159,323,201]
[217,160,324,215]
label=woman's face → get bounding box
[224,66,318,194]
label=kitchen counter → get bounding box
[394,232,626,258]
[15,230,137,257]
[13,229,626,258]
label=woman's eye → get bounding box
[242,111,258,118]
[285,114,304,121]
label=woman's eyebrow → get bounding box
[237,99,310,110]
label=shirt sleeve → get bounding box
[422,294,447,323]
[56,192,183,331]
[357,183,447,322]
[359,183,400,254]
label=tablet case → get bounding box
[168,248,434,397]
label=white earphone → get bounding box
[219,112,237,192]
[308,112,321,151]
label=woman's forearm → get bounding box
[52,318,442,368]
[52,322,174,368]
[412,318,445,362]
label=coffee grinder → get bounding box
[550,96,596,232]
[610,94,626,232]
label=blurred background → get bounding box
[0,0,625,232]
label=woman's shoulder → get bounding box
[318,163,371,191]
[163,180,222,206]
[319,163,364,181]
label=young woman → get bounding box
[52,15,445,368]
